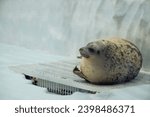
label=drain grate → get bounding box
[11,59,99,95]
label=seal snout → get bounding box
[79,47,90,58]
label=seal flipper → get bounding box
[73,66,91,83]
[73,66,86,79]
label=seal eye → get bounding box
[88,48,95,53]
[97,50,100,54]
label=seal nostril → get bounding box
[79,48,83,51]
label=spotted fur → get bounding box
[73,37,143,84]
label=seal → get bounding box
[73,37,142,84]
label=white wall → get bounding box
[0,0,150,71]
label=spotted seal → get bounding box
[73,37,142,84]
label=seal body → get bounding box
[73,37,142,84]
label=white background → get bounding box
[0,100,150,117]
